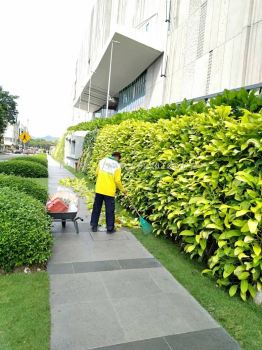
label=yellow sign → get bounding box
[19,132,31,143]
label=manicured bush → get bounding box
[0,187,52,271]
[88,107,262,300]
[0,159,48,178]
[54,88,262,167]
[11,154,48,167]
[0,174,48,203]
[69,88,262,133]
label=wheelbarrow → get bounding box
[48,210,83,234]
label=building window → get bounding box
[118,70,147,111]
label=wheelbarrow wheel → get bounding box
[62,219,66,228]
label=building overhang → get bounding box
[74,27,163,112]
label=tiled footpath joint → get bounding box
[48,157,241,350]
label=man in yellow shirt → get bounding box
[90,152,126,233]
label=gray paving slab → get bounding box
[118,257,161,269]
[49,238,153,263]
[165,327,242,350]
[73,260,121,273]
[49,259,162,274]
[48,262,74,274]
[92,337,171,350]
[100,268,162,299]
[48,157,240,350]
[90,230,130,241]
[50,273,107,306]
[112,292,218,342]
[51,300,126,350]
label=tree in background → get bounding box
[0,86,18,138]
[28,138,57,151]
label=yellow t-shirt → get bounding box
[95,157,125,197]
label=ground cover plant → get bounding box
[0,159,48,177]
[86,106,262,300]
[0,174,48,203]
[0,187,52,271]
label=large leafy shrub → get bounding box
[55,88,262,167]
[11,154,48,167]
[0,174,48,203]
[88,107,262,300]
[0,187,52,271]
[0,159,48,178]
[210,88,262,117]
[69,88,262,133]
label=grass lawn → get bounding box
[0,272,50,350]
[132,229,262,350]
[29,177,48,190]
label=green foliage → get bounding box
[0,159,48,178]
[78,129,99,173]
[209,88,262,117]
[0,174,48,203]
[68,101,207,132]
[0,187,52,271]
[55,88,262,167]
[52,133,66,163]
[11,154,48,167]
[28,137,57,150]
[88,107,262,300]
[68,88,262,134]
[0,86,18,137]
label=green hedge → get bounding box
[0,187,52,271]
[11,154,48,167]
[0,159,48,178]
[54,88,262,166]
[69,88,262,132]
[0,174,48,203]
[87,106,262,301]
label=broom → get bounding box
[125,195,153,235]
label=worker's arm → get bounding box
[114,167,126,193]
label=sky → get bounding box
[0,0,94,137]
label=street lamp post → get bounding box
[105,40,120,118]
[87,70,95,117]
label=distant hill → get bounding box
[32,135,58,141]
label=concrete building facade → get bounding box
[73,0,262,119]
[2,121,27,150]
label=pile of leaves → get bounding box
[87,106,262,300]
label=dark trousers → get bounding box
[90,193,115,231]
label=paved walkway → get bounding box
[48,157,241,350]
